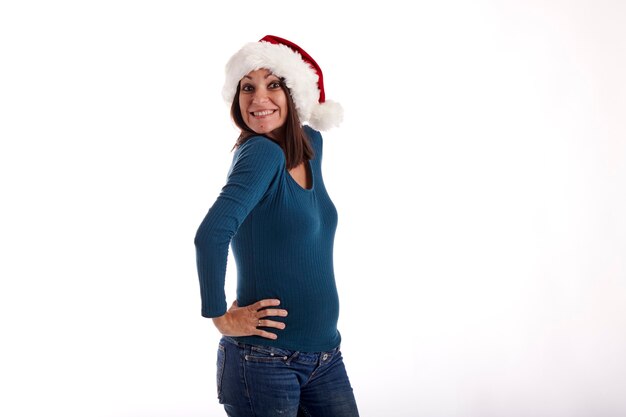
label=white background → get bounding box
[1,1,625,416]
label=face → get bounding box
[238,68,288,140]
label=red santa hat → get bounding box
[222,35,343,131]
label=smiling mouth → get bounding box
[251,109,277,117]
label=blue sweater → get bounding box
[194,126,341,352]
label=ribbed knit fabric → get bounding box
[194,126,341,352]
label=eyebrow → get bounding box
[242,72,278,80]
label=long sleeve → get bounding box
[194,136,284,318]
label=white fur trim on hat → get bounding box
[222,41,342,131]
[309,100,344,131]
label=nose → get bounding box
[252,88,270,104]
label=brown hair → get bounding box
[230,80,314,170]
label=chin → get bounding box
[252,125,279,135]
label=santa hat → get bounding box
[222,35,343,131]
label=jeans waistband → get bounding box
[220,336,340,355]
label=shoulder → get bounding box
[235,135,285,167]
[304,125,323,143]
[238,135,284,155]
[304,125,323,152]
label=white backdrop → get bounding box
[1,1,625,416]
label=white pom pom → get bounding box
[307,100,344,131]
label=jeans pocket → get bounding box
[245,345,293,363]
[216,343,225,401]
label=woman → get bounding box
[195,35,359,417]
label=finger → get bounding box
[255,329,279,340]
[256,319,286,330]
[256,308,288,318]
[251,299,281,310]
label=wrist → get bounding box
[212,312,230,332]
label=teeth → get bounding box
[253,110,275,117]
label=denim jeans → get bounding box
[216,336,360,417]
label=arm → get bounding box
[194,137,287,337]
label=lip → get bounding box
[250,109,278,118]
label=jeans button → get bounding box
[322,353,328,361]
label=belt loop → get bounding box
[243,343,252,361]
[285,351,299,365]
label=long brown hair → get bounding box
[230,80,314,170]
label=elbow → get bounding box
[193,230,203,248]
[194,229,213,251]
[194,224,231,251]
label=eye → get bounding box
[268,81,282,89]
[241,83,254,92]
